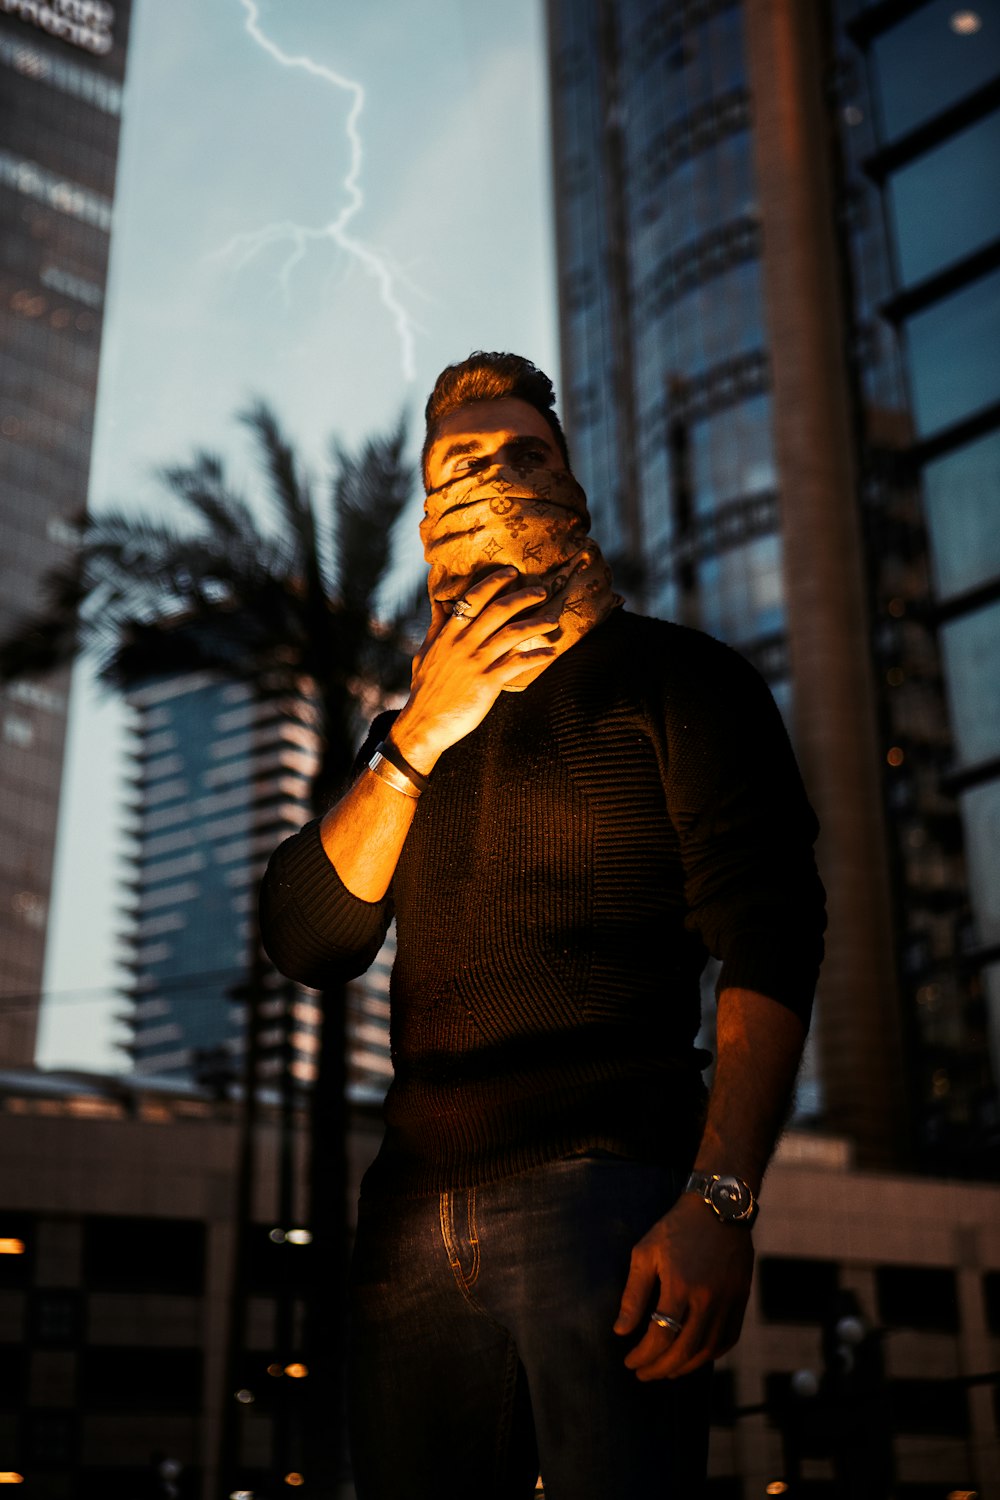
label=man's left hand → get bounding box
[613,1191,754,1380]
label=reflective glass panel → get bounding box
[959,779,1000,943]
[907,266,1000,434]
[699,532,784,644]
[872,0,1000,140]
[940,600,1000,765]
[922,427,1000,598]
[888,109,1000,286]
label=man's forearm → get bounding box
[693,986,807,1194]
[319,757,419,902]
[614,987,806,1379]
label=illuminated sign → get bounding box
[0,0,115,56]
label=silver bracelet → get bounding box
[368,748,422,799]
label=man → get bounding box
[260,351,825,1497]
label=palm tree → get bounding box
[0,400,422,1495]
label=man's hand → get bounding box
[613,1192,754,1380]
[392,566,564,774]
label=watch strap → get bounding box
[684,1170,758,1226]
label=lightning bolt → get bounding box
[215,0,419,380]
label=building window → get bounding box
[875,1264,960,1332]
[0,1217,33,1288]
[82,1217,206,1296]
[922,426,1000,600]
[887,110,1000,287]
[78,1467,198,1500]
[907,264,1000,436]
[984,1268,1000,1335]
[28,1289,84,1347]
[78,1346,203,1412]
[21,1407,78,1464]
[870,0,1000,141]
[940,601,1000,769]
[0,1345,29,1408]
[888,1376,969,1435]
[757,1256,839,1323]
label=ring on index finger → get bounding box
[650,1311,684,1335]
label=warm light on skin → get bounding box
[284,1362,309,1378]
[766,1486,789,1497]
[425,397,566,493]
[0,1478,25,1486]
[0,1240,25,1255]
[950,10,982,33]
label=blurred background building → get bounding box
[122,670,320,1085]
[545,0,999,1173]
[2,1073,997,1497]
[0,0,132,1064]
[122,666,393,1100]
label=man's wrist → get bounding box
[385,709,443,778]
[683,1170,758,1227]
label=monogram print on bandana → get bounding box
[420,460,621,692]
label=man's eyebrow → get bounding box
[439,438,483,465]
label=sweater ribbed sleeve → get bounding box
[258,820,391,991]
[652,629,826,1014]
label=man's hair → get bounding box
[422,351,570,485]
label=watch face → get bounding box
[707,1175,755,1222]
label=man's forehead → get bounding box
[428,398,556,457]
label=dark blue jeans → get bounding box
[347,1153,711,1498]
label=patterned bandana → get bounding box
[420,460,622,691]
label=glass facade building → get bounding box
[0,0,131,1064]
[546,0,998,1168]
[549,0,787,687]
[123,670,392,1101]
[831,0,1000,1166]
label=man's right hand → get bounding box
[390,567,563,775]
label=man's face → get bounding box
[424,397,566,492]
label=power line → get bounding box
[0,963,312,1013]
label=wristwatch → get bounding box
[684,1171,758,1227]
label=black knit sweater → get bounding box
[260,610,825,1197]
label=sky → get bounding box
[37,0,558,1071]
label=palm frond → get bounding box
[157,451,264,544]
[238,400,328,594]
[330,411,415,613]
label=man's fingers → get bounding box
[613,1256,657,1336]
[628,1300,719,1381]
[623,1302,694,1372]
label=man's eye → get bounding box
[454,456,486,473]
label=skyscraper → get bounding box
[545,0,998,1169]
[123,671,316,1084]
[830,0,1000,1164]
[0,0,132,1063]
[123,667,393,1102]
